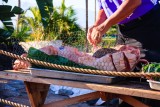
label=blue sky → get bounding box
[0,0,99,28]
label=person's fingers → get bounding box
[91,26,103,46]
[87,27,95,45]
[91,29,99,46]
[87,33,94,45]
[96,33,102,44]
[88,26,93,35]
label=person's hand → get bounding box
[13,54,31,70]
[87,25,104,46]
[90,26,103,46]
[87,25,96,46]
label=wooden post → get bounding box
[100,92,116,101]
[85,0,89,52]
[95,0,96,21]
[24,82,50,107]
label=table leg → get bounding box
[100,92,149,107]
[24,82,50,107]
[118,94,149,107]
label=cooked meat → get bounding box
[92,48,118,58]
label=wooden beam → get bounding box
[43,91,101,107]
[85,0,89,52]
[118,94,149,107]
[100,92,116,101]
[24,82,50,107]
[1,71,160,100]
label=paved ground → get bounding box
[0,79,108,107]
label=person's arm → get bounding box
[91,0,142,45]
[93,9,107,26]
[87,9,107,46]
[98,0,142,35]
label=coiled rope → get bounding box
[0,98,29,107]
[1,49,160,78]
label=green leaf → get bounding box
[142,63,160,73]
[0,13,15,20]
[2,0,8,3]
[2,21,12,25]
[5,26,14,32]
[0,5,12,13]
[12,6,24,14]
[0,29,12,39]
[0,5,23,36]
[0,17,14,32]
[36,0,53,28]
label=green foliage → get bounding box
[106,25,118,36]
[142,63,160,81]
[12,7,44,41]
[36,0,53,28]
[2,0,8,3]
[102,37,116,48]
[45,0,84,46]
[12,24,30,42]
[0,3,23,45]
[0,5,23,33]
[15,0,85,47]
[99,25,117,48]
[142,63,160,73]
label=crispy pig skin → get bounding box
[38,45,141,72]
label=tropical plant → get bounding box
[106,25,118,37]
[35,0,85,46]
[13,7,44,41]
[48,0,85,45]
[0,0,24,70]
[35,0,53,28]
[101,25,118,48]
[12,23,31,42]
[0,0,23,45]
[14,0,85,48]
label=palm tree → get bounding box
[35,0,53,28]
[48,0,84,45]
[19,7,42,31]
[15,0,85,47]
[15,7,44,41]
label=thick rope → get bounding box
[1,49,160,78]
[0,98,29,107]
